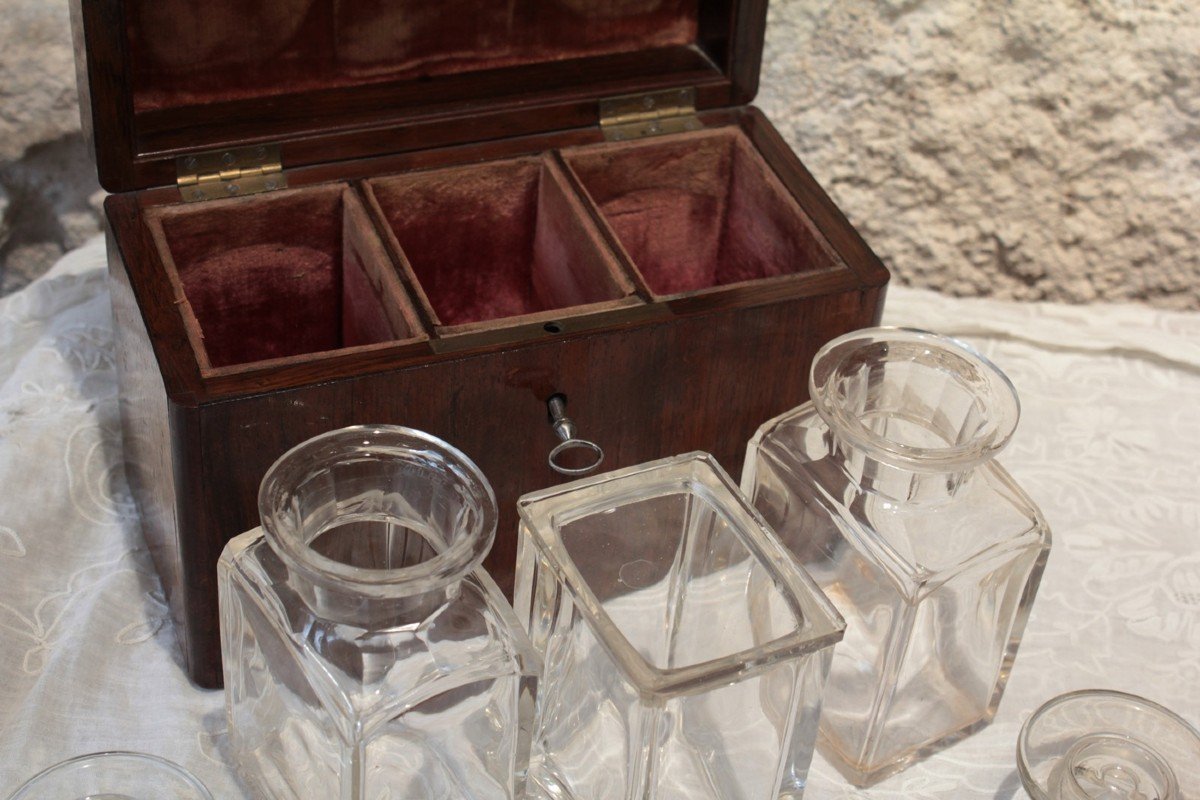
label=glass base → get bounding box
[1018,690,1200,800]
[820,711,997,787]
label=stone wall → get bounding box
[758,0,1200,309]
[2,0,1196,307]
[0,0,103,295]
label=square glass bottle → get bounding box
[515,452,845,800]
[742,328,1051,786]
[219,426,540,799]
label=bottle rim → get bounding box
[6,751,213,800]
[258,425,497,594]
[810,327,1021,473]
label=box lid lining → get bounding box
[126,0,702,113]
[75,0,761,193]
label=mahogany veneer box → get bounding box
[73,0,888,687]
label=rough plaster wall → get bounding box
[0,0,1197,308]
[758,0,1200,309]
[0,0,104,295]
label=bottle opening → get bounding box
[309,515,444,571]
[259,426,497,595]
[811,328,1021,473]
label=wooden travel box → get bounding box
[72,0,889,688]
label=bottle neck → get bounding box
[278,559,457,629]
[806,327,1022,506]
[266,510,478,628]
[827,430,975,504]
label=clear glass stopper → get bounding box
[1018,690,1200,800]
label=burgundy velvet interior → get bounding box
[367,156,632,329]
[563,128,838,297]
[147,184,421,369]
[125,0,698,112]
[142,128,834,363]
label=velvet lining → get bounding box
[562,128,838,297]
[367,156,634,328]
[147,184,422,369]
[142,125,837,369]
[126,0,699,112]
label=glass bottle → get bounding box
[515,452,845,800]
[218,426,540,800]
[742,327,1051,786]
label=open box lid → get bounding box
[71,0,769,195]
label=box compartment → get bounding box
[563,128,841,298]
[146,183,425,370]
[366,155,640,333]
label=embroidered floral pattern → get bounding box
[0,525,25,558]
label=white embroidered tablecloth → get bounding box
[1,237,1197,798]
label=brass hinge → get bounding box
[176,144,286,203]
[599,87,701,142]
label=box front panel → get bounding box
[171,287,879,685]
[116,277,883,689]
